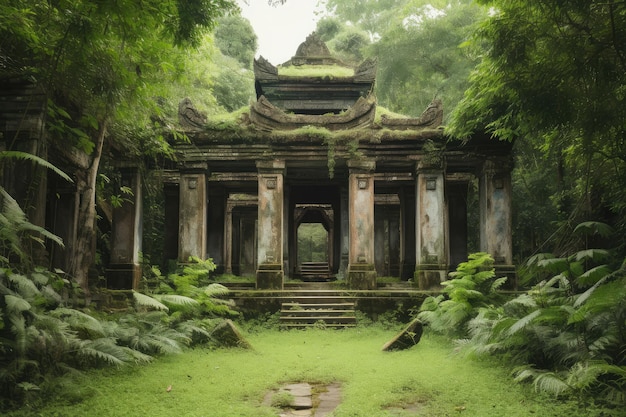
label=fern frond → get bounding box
[0,151,72,183]
[154,294,199,307]
[5,294,32,313]
[514,367,570,396]
[490,277,508,292]
[204,283,229,297]
[132,291,169,311]
[6,272,41,299]
[77,338,132,366]
[506,309,541,336]
[50,308,105,338]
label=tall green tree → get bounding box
[319,0,488,118]
[369,0,488,118]
[0,0,236,295]
[447,0,626,253]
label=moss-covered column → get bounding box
[347,159,377,290]
[178,163,208,262]
[107,166,142,290]
[414,159,448,289]
[224,200,234,274]
[256,160,285,289]
[479,159,515,282]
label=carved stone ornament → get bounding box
[178,97,207,129]
[380,98,444,130]
[295,32,332,58]
[253,56,279,81]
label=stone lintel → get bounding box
[256,159,286,173]
[179,161,209,173]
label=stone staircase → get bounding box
[299,262,333,281]
[279,290,357,329]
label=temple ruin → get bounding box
[1,33,515,293]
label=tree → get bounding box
[447,0,626,253]
[318,0,489,118]
[214,13,258,69]
[369,0,488,118]
[0,0,236,296]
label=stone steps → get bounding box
[299,262,333,281]
[279,292,357,329]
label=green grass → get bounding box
[12,328,619,417]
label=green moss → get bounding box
[375,105,413,123]
[204,105,250,131]
[278,64,354,78]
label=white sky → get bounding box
[237,0,326,65]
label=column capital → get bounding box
[416,157,445,173]
[347,158,376,173]
[481,157,513,175]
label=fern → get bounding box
[133,291,169,311]
[77,338,132,366]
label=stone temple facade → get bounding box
[126,33,514,290]
[1,33,514,292]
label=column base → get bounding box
[256,263,284,290]
[106,264,141,290]
[414,264,447,290]
[347,263,377,290]
[495,264,517,290]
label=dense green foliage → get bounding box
[448,0,626,254]
[419,231,626,405]
[0,253,235,411]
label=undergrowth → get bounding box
[418,222,626,407]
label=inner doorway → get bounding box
[294,204,334,281]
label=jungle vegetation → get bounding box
[0,0,625,413]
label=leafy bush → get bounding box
[417,252,507,337]
[462,224,626,405]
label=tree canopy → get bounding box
[448,0,626,252]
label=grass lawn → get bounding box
[13,326,621,417]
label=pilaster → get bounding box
[178,163,208,262]
[256,160,285,289]
[107,167,142,290]
[479,159,515,282]
[414,159,448,289]
[346,159,377,289]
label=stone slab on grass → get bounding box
[210,319,252,349]
[381,318,423,351]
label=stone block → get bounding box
[382,318,423,351]
[210,319,252,349]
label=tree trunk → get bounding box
[69,119,107,301]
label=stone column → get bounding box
[399,186,416,280]
[479,160,514,281]
[338,185,350,279]
[346,159,377,290]
[224,200,234,274]
[107,167,142,290]
[178,163,208,262]
[256,160,285,289]
[414,160,448,289]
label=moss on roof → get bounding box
[277,64,354,78]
